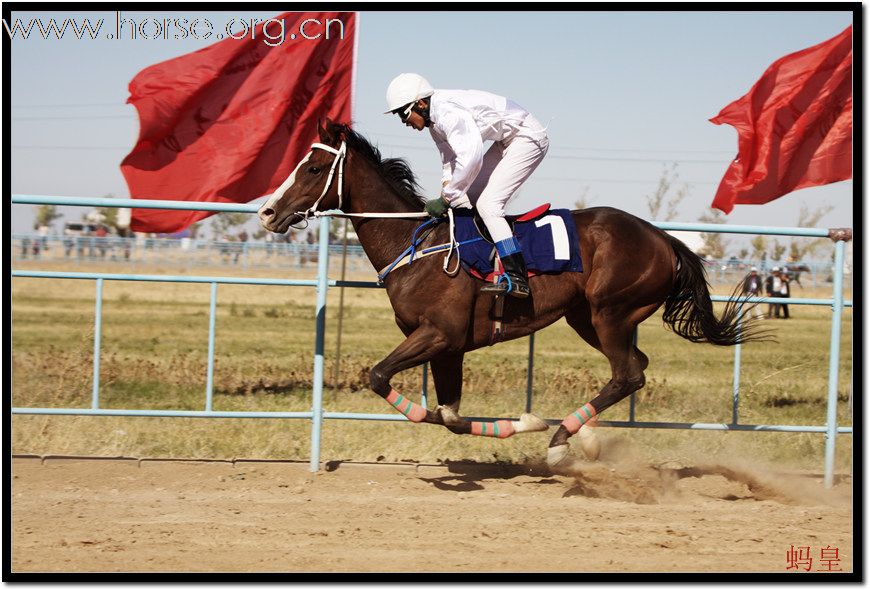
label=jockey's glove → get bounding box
[425,196,449,218]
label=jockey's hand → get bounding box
[425,196,449,218]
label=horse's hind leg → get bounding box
[564,303,648,374]
[428,353,548,437]
[547,305,653,467]
[428,352,467,431]
[427,352,466,430]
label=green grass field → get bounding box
[11,260,853,473]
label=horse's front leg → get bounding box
[368,323,452,425]
[370,328,547,437]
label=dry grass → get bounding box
[11,260,853,473]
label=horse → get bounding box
[257,119,766,468]
[784,263,812,288]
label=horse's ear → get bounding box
[318,117,340,144]
[317,118,330,143]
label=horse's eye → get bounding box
[308,166,321,174]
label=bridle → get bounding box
[275,141,430,223]
[269,138,459,274]
[299,141,347,220]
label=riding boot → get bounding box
[481,251,531,298]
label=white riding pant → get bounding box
[458,118,549,243]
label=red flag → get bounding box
[710,26,852,214]
[121,12,356,233]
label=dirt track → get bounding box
[11,456,853,574]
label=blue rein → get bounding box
[377,218,484,283]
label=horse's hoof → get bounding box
[515,412,549,433]
[578,427,601,461]
[546,444,571,469]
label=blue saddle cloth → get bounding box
[453,208,583,279]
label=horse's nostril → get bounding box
[260,208,275,220]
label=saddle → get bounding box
[452,204,584,281]
[375,203,583,285]
[468,203,553,244]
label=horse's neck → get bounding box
[350,218,421,272]
[345,161,438,272]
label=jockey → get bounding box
[385,73,550,299]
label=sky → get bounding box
[7,8,856,254]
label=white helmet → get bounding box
[384,73,434,114]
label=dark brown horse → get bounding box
[258,120,764,468]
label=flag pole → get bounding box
[333,12,360,388]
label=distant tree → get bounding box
[646,163,689,221]
[697,209,728,259]
[189,222,203,240]
[211,213,248,239]
[739,248,749,260]
[788,202,835,261]
[770,239,786,262]
[83,207,105,224]
[34,205,63,229]
[93,194,121,231]
[750,235,767,260]
[573,186,594,210]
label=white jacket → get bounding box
[428,89,545,205]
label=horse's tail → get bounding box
[662,236,768,346]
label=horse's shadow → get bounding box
[415,460,561,492]
[323,459,559,492]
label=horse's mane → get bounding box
[329,122,426,209]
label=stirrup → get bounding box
[481,273,530,298]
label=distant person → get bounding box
[302,231,317,268]
[36,223,50,257]
[234,230,248,265]
[765,267,781,319]
[118,227,134,260]
[777,270,791,319]
[85,226,97,258]
[63,228,75,258]
[220,234,235,265]
[742,266,765,319]
[95,225,109,258]
[264,231,275,258]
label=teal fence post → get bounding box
[823,239,847,488]
[732,313,742,425]
[205,282,218,412]
[526,334,535,413]
[92,278,103,409]
[310,218,331,472]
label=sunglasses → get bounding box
[398,102,415,122]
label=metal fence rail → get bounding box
[11,234,373,274]
[9,233,848,289]
[11,195,853,486]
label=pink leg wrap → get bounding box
[385,389,427,423]
[470,420,515,438]
[561,403,597,435]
